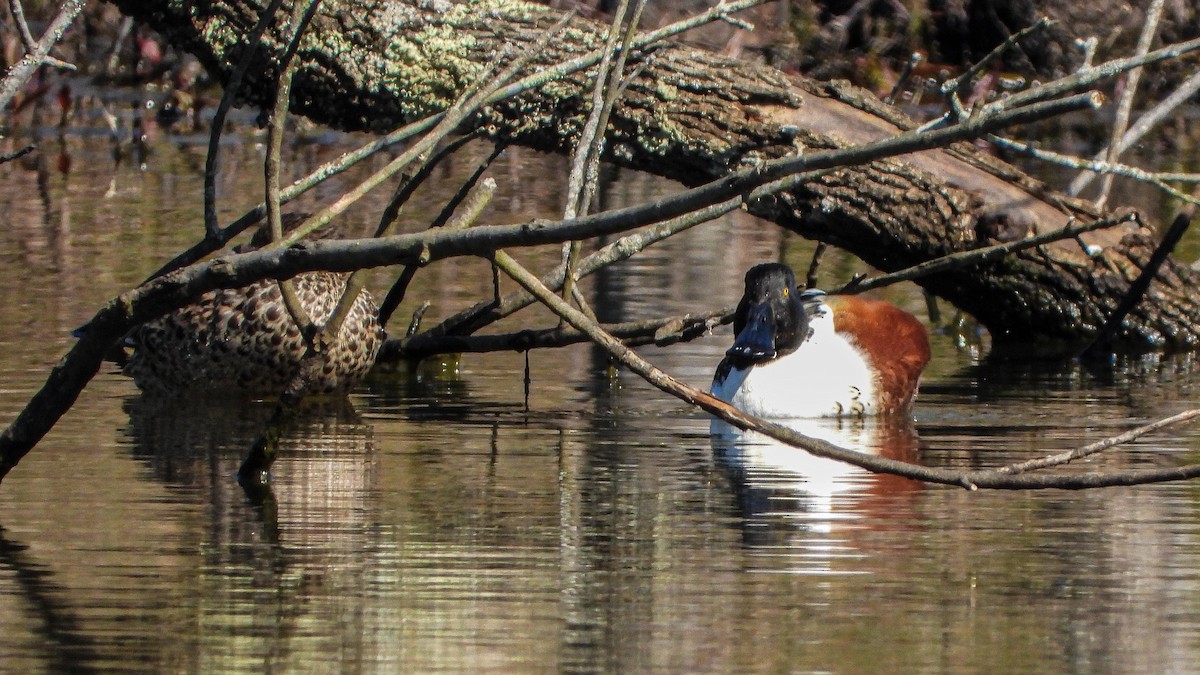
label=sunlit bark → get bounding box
[102,0,1200,354]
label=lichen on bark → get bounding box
[108,0,1200,354]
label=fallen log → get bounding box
[106,0,1200,354]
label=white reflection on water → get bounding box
[712,415,922,573]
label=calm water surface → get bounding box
[1,92,1200,674]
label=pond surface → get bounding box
[1,88,1200,673]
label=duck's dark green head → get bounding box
[727,263,809,369]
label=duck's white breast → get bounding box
[711,317,876,422]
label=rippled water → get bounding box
[1,90,1200,673]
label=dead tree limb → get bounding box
[494,229,1200,490]
[106,0,1200,354]
[0,0,85,108]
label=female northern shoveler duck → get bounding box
[123,226,384,397]
[711,263,930,419]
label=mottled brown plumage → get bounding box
[124,272,384,396]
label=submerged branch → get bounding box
[380,308,728,361]
[498,240,1200,491]
[987,408,1200,475]
[1082,200,1197,357]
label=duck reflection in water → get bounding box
[710,263,931,562]
[121,395,383,670]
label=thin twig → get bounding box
[375,137,499,328]
[494,237,1200,491]
[483,0,768,108]
[884,53,921,105]
[1069,68,1200,197]
[919,32,1200,136]
[203,0,285,238]
[837,212,1137,295]
[0,0,85,110]
[561,0,644,307]
[273,12,575,252]
[1077,36,1098,69]
[304,10,572,344]
[942,17,1049,113]
[988,134,1200,205]
[7,0,74,70]
[987,408,1200,475]
[376,169,503,327]
[990,33,1200,114]
[564,0,630,221]
[401,178,784,350]
[265,0,322,340]
[1094,0,1164,208]
[321,148,500,342]
[426,146,505,231]
[380,306,729,361]
[149,115,447,280]
[406,301,431,338]
[373,131,484,239]
[0,145,35,165]
[805,242,827,289]
[8,0,38,54]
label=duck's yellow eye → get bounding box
[782,288,789,297]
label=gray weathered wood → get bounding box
[107,0,1200,354]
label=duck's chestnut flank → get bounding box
[825,295,930,414]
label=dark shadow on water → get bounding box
[0,525,102,674]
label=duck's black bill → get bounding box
[726,302,777,367]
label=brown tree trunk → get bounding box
[106,0,1200,355]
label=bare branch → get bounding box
[380,307,728,360]
[993,33,1200,113]
[1081,198,1197,357]
[883,52,921,105]
[1069,69,1200,197]
[5,0,75,70]
[0,0,85,110]
[560,0,640,305]
[376,138,501,329]
[0,144,35,165]
[987,408,1200,475]
[203,0,285,238]
[266,0,322,341]
[838,212,1138,295]
[988,135,1200,205]
[942,17,1050,113]
[1094,0,1164,208]
[496,235,1200,491]
[271,11,576,252]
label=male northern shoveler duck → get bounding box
[123,224,385,397]
[711,263,930,419]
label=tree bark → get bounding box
[106,0,1200,355]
